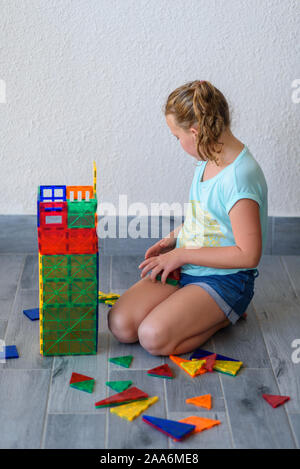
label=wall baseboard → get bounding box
[0,215,299,255]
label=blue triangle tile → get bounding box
[189,348,239,362]
[142,415,195,441]
[23,308,39,321]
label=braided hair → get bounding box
[164,80,231,164]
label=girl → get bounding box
[108,80,268,356]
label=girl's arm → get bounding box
[158,222,184,250]
[165,222,184,241]
[143,223,184,260]
[179,199,262,269]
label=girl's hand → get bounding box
[138,248,184,285]
[143,236,176,260]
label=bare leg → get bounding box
[170,320,229,355]
[107,275,180,343]
[138,284,231,356]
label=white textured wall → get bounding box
[0,0,299,216]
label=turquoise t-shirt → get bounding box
[176,145,268,276]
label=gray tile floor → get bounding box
[0,243,300,448]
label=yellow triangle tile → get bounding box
[213,360,243,376]
[110,396,159,421]
[180,359,206,377]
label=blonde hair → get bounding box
[164,80,231,163]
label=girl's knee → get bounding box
[138,320,172,356]
[107,306,138,343]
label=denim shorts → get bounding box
[179,269,259,324]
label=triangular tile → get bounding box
[142,415,195,441]
[262,394,290,408]
[109,355,133,368]
[213,360,243,376]
[147,364,173,379]
[106,380,133,392]
[23,308,39,321]
[70,379,95,393]
[110,396,159,421]
[98,291,120,300]
[186,394,212,409]
[169,355,206,377]
[169,355,189,367]
[200,354,217,372]
[70,372,94,384]
[179,416,221,433]
[95,386,148,408]
[189,348,239,362]
[180,359,206,378]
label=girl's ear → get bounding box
[190,127,198,140]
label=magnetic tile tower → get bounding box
[37,163,99,356]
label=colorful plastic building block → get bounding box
[23,308,40,321]
[179,416,221,433]
[95,387,148,409]
[66,186,94,201]
[262,394,290,408]
[186,394,212,409]
[38,164,99,356]
[104,299,118,307]
[147,364,173,379]
[196,353,217,372]
[40,185,66,202]
[105,380,133,392]
[142,415,196,441]
[169,355,189,367]
[213,360,243,376]
[156,274,179,286]
[68,198,97,229]
[110,396,159,421]
[169,355,207,377]
[93,161,97,194]
[109,355,133,368]
[98,291,120,303]
[69,372,95,393]
[39,201,68,229]
[189,348,239,362]
[0,345,19,359]
[180,359,206,378]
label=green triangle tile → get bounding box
[215,370,238,377]
[106,380,133,392]
[70,379,95,393]
[96,400,131,409]
[96,398,147,409]
[147,373,174,379]
[109,355,133,368]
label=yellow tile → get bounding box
[213,360,243,376]
[180,359,206,377]
[110,396,159,421]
